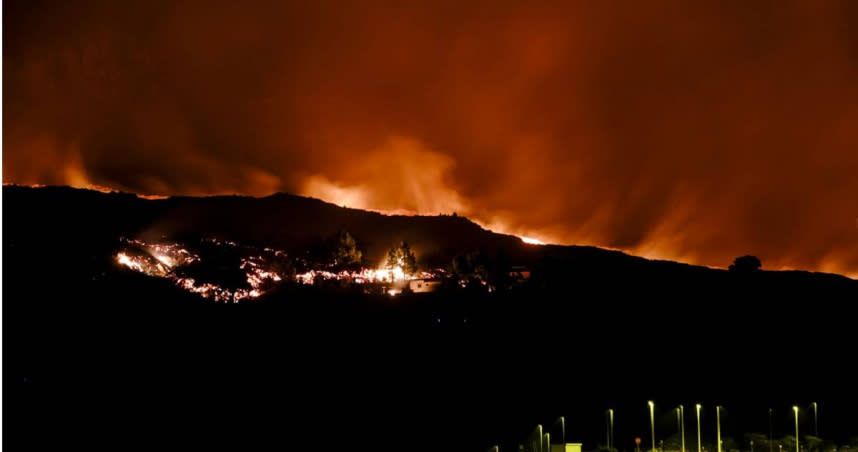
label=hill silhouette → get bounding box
[5,185,855,283]
[4,185,857,452]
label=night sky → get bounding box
[4,0,857,277]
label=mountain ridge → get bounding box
[3,184,855,284]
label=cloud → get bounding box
[4,0,857,275]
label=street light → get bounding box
[696,404,702,452]
[607,411,611,450]
[608,409,615,451]
[716,406,722,452]
[812,402,818,437]
[677,408,682,439]
[679,405,686,452]
[650,401,656,452]
[793,406,800,452]
[769,409,774,452]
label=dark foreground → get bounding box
[7,273,858,452]
[4,186,858,451]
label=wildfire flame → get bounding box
[519,236,545,245]
[294,266,416,285]
[114,238,273,302]
[115,237,440,302]
[116,252,146,273]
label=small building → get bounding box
[409,278,442,293]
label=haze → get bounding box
[4,0,857,276]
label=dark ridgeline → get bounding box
[4,186,857,452]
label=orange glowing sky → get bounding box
[4,0,858,277]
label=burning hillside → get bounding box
[115,237,440,302]
[115,238,277,302]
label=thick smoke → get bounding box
[4,0,857,276]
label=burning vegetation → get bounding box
[115,238,283,302]
[114,236,450,302]
[114,230,533,303]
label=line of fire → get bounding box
[115,232,533,303]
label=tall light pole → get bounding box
[650,401,656,452]
[609,409,615,451]
[560,416,566,445]
[607,410,611,450]
[793,406,800,452]
[769,409,774,452]
[812,402,818,437]
[677,408,682,437]
[696,404,702,452]
[716,406,722,452]
[679,405,686,452]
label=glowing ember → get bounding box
[294,266,413,286]
[136,194,170,200]
[115,237,441,302]
[115,238,273,303]
[153,254,174,268]
[116,252,145,273]
[240,257,282,291]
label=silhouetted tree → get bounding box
[386,241,417,275]
[450,249,490,287]
[804,436,823,452]
[729,255,762,272]
[330,230,362,269]
[745,433,769,452]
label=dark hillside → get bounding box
[4,185,857,452]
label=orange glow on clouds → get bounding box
[5,1,858,277]
[301,137,467,215]
[300,138,550,246]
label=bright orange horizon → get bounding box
[4,1,857,277]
